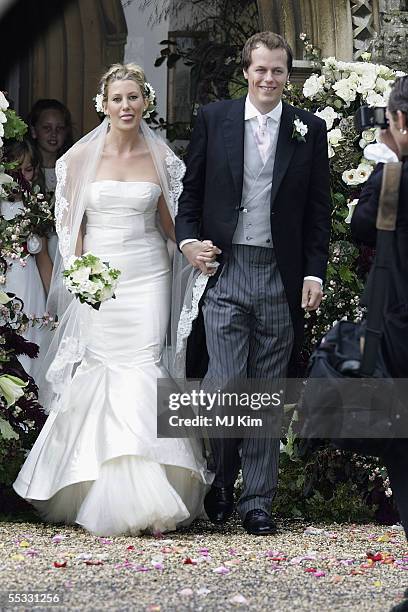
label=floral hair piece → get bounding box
[93,81,156,119]
[142,82,156,118]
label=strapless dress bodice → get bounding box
[85,180,162,249]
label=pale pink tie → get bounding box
[255,115,270,164]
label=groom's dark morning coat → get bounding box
[176,97,331,376]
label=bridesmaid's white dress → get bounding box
[1,199,49,382]
[14,181,209,536]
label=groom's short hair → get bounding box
[242,32,293,73]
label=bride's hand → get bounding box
[181,240,221,275]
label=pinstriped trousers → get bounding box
[201,244,294,517]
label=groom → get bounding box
[175,32,331,535]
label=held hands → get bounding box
[301,279,323,312]
[181,240,222,275]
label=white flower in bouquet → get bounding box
[81,279,102,296]
[359,128,376,149]
[315,106,339,130]
[0,374,27,407]
[63,252,121,310]
[303,74,326,99]
[333,77,357,103]
[355,162,373,183]
[375,77,390,93]
[342,163,373,186]
[365,91,386,107]
[342,168,360,186]
[345,199,359,224]
[327,128,343,147]
[71,266,92,285]
[356,72,377,94]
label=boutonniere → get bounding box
[292,115,308,143]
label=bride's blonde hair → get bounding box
[99,63,147,103]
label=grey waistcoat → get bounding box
[232,119,279,248]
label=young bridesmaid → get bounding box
[28,99,73,261]
[1,139,53,381]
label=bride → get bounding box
[13,63,216,536]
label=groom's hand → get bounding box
[301,279,323,311]
[181,240,221,275]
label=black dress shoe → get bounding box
[204,486,234,524]
[242,509,277,535]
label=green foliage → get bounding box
[274,444,395,523]
[3,109,27,141]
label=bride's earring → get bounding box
[400,128,407,135]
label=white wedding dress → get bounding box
[14,181,209,536]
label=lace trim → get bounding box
[165,151,185,216]
[46,336,85,386]
[174,272,209,378]
[55,158,70,259]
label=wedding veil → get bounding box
[38,117,203,413]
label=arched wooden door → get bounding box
[19,0,127,139]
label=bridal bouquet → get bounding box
[63,252,121,310]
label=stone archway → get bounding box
[20,0,127,138]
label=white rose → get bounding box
[356,163,373,183]
[315,106,338,130]
[71,266,92,284]
[362,129,376,144]
[333,78,357,103]
[342,168,360,186]
[345,199,359,224]
[0,91,9,111]
[0,122,4,138]
[303,74,325,99]
[375,77,389,93]
[328,143,335,158]
[395,70,407,78]
[90,259,106,274]
[327,128,343,147]
[0,110,6,124]
[99,286,114,302]
[81,280,101,295]
[365,91,386,107]
[357,73,377,94]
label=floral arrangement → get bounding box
[0,188,54,273]
[63,252,121,310]
[283,38,404,362]
[0,290,46,455]
[276,35,405,517]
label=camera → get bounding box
[354,105,389,132]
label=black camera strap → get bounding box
[360,162,402,376]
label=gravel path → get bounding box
[1,516,408,612]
